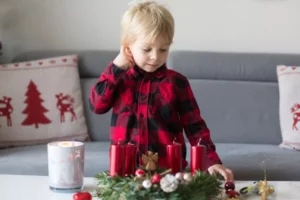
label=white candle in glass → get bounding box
[47,141,85,192]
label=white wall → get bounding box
[1,0,300,62]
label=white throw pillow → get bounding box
[277,65,300,150]
[0,54,89,148]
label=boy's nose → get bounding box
[150,51,159,60]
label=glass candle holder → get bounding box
[47,141,84,193]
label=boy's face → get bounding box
[129,35,171,72]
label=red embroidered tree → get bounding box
[22,80,51,128]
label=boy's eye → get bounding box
[143,49,151,52]
[160,49,168,52]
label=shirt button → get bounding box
[140,113,144,118]
[141,95,147,100]
[134,130,138,135]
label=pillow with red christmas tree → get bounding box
[0,54,89,148]
[277,65,300,151]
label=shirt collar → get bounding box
[128,63,167,79]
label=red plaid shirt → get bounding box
[89,62,221,169]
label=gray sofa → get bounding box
[1,50,300,181]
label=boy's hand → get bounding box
[208,164,234,183]
[113,46,135,70]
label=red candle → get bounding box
[190,138,207,175]
[125,142,137,176]
[167,139,182,174]
[109,143,125,177]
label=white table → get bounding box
[0,174,98,200]
[0,174,300,200]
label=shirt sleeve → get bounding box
[176,76,222,168]
[89,62,126,114]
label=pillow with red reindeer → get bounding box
[277,65,300,150]
[0,54,89,148]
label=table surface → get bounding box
[0,174,300,200]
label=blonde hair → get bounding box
[121,1,174,45]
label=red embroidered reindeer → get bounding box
[0,96,13,127]
[55,93,77,123]
[291,103,300,131]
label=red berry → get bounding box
[135,169,145,177]
[225,181,235,190]
[73,192,92,200]
[152,174,162,184]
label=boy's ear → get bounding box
[125,46,132,55]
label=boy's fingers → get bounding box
[120,45,135,68]
[208,167,216,175]
[220,169,230,182]
[226,168,235,183]
[208,165,234,184]
[120,46,126,54]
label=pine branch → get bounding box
[94,170,222,200]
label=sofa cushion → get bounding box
[188,79,281,145]
[80,78,111,141]
[277,65,300,150]
[1,142,299,181]
[0,55,89,148]
[167,51,300,82]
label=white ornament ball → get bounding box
[142,179,152,189]
[175,172,183,180]
[183,173,192,182]
[160,174,179,193]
